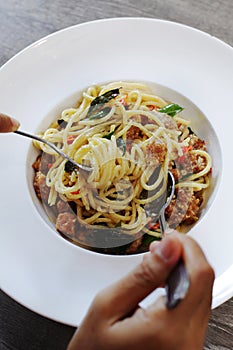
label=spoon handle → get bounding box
[165,259,190,309]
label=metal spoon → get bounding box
[158,171,175,234]
[159,171,190,309]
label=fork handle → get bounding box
[165,259,190,309]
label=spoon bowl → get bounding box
[159,171,175,236]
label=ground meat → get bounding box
[146,141,167,166]
[125,236,143,254]
[32,154,54,174]
[172,152,207,180]
[157,113,178,130]
[126,125,141,141]
[140,115,156,125]
[56,199,71,213]
[33,171,50,201]
[56,212,77,236]
[165,188,202,228]
[176,153,193,177]
[182,193,202,225]
[190,153,207,173]
[169,167,180,182]
[189,134,206,150]
[32,155,41,172]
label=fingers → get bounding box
[0,113,20,133]
[69,235,214,350]
[110,235,214,348]
[178,234,214,314]
[147,234,214,321]
[92,235,183,323]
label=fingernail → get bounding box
[10,117,20,131]
[0,113,20,133]
[151,238,175,262]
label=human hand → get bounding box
[0,113,20,132]
[67,234,214,350]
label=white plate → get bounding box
[0,18,233,326]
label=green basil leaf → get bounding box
[103,130,115,140]
[142,234,158,246]
[87,88,120,119]
[90,88,121,107]
[64,160,77,173]
[89,107,111,120]
[158,103,183,117]
[57,119,68,128]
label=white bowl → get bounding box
[28,80,221,251]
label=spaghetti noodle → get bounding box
[32,81,212,253]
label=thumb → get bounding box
[95,235,182,322]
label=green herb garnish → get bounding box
[103,130,115,140]
[64,160,77,173]
[57,119,68,128]
[142,234,160,246]
[90,88,121,108]
[87,88,121,120]
[89,107,111,120]
[158,103,183,117]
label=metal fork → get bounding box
[14,129,92,173]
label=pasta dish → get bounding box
[32,81,212,254]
